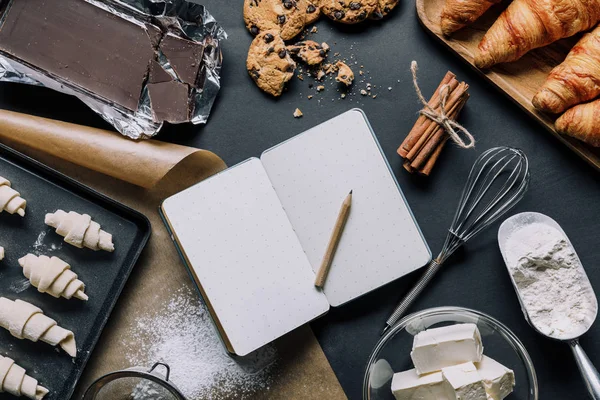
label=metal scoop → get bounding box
[499,212,600,399]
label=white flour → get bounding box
[124,287,277,399]
[505,223,597,339]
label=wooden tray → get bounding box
[416,0,600,171]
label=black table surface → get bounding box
[1,1,600,399]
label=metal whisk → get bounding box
[382,147,530,334]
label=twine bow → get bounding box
[410,61,475,149]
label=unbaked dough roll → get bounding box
[19,254,88,301]
[45,210,114,252]
[0,297,77,357]
[0,355,48,399]
[0,177,26,217]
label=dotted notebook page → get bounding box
[261,109,431,307]
[161,158,329,356]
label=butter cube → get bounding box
[411,323,483,375]
[442,362,488,400]
[476,356,515,400]
[391,369,455,400]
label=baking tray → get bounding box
[0,143,151,400]
[416,0,600,171]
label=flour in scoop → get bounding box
[504,223,597,339]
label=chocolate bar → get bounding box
[0,0,155,112]
[0,0,211,126]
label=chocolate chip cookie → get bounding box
[247,30,297,96]
[370,0,399,19]
[321,0,377,24]
[244,0,309,41]
[287,40,328,65]
[305,1,321,24]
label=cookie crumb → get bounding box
[372,94,377,99]
[310,26,318,33]
[308,95,313,99]
[293,108,303,118]
[341,93,346,99]
[335,61,354,86]
[317,85,325,92]
[316,70,326,80]
[321,42,330,51]
[360,89,367,96]
[359,70,364,76]
[388,86,392,91]
[298,74,304,81]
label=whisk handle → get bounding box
[383,259,443,334]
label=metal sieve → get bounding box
[82,362,187,400]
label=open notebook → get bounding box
[161,109,431,356]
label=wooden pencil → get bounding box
[314,190,353,288]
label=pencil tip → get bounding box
[349,190,353,194]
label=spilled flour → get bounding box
[124,287,277,399]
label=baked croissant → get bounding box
[0,177,26,216]
[0,297,77,357]
[475,0,600,69]
[45,210,114,252]
[0,355,48,399]
[556,99,600,146]
[19,254,88,301]
[533,26,600,114]
[440,0,501,36]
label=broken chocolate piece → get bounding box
[159,33,205,86]
[145,23,164,48]
[148,81,190,123]
[148,59,173,84]
[0,0,155,111]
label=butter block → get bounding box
[411,323,484,375]
[476,356,515,400]
[442,362,488,400]
[391,369,455,400]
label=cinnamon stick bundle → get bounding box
[398,71,470,176]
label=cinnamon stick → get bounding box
[411,91,469,170]
[419,136,449,176]
[398,71,456,157]
[405,81,467,162]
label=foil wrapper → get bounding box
[0,0,226,139]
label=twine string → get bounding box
[411,61,475,149]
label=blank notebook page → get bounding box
[161,158,329,356]
[261,109,431,306]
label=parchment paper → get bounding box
[0,110,347,400]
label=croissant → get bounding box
[0,297,77,357]
[45,210,114,252]
[475,0,600,69]
[19,254,88,301]
[555,99,600,146]
[533,26,600,114]
[0,177,26,216]
[0,355,48,399]
[440,0,501,36]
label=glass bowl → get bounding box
[363,307,538,400]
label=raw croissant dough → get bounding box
[19,254,88,301]
[0,355,48,400]
[0,297,77,357]
[45,210,114,252]
[0,177,26,217]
